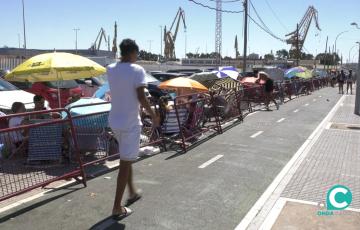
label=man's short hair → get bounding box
[34,95,44,103]
[120,39,139,57]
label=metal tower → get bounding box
[215,0,222,64]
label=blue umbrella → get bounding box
[212,66,239,80]
[93,83,110,100]
[64,98,111,116]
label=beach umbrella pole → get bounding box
[57,72,61,108]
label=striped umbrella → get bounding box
[212,66,239,80]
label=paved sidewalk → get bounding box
[240,93,360,229]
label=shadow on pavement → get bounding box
[90,217,126,230]
[0,188,80,223]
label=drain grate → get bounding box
[330,123,360,131]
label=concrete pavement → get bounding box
[240,93,360,230]
[0,87,343,230]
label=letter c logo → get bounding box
[326,185,352,210]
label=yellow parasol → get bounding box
[5,52,106,82]
[158,77,208,93]
[5,52,106,107]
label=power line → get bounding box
[264,0,289,32]
[248,14,285,42]
[248,1,285,42]
[188,0,243,13]
[207,0,242,3]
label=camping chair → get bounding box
[71,112,110,160]
[27,123,63,163]
[161,108,188,135]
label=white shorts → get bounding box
[112,126,141,162]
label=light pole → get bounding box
[147,40,153,53]
[18,33,21,48]
[349,44,356,63]
[73,28,80,53]
[159,26,163,59]
[21,0,27,58]
[334,30,349,68]
[351,22,360,115]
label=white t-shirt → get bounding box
[9,117,24,143]
[107,62,147,129]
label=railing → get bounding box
[0,109,86,202]
[0,79,330,202]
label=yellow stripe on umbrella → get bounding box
[158,77,208,92]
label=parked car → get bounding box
[0,78,42,113]
[10,80,82,108]
[151,72,187,82]
[93,72,167,101]
[167,68,203,74]
[76,75,107,97]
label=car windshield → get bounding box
[45,80,79,89]
[94,75,108,85]
[144,73,159,83]
[0,79,18,91]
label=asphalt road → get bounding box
[0,87,341,230]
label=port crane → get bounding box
[285,6,321,56]
[164,7,186,60]
[90,27,110,51]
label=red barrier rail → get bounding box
[0,109,86,202]
[171,93,221,152]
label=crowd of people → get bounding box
[331,69,355,94]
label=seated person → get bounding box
[8,102,29,152]
[31,95,60,119]
[159,96,188,134]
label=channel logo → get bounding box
[326,185,352,210]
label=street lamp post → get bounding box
[334,30,349,68]
[73,28,80,54]
[355,41,360,115]
[349,44,356,63]
[159,26,163,59]
[21,0,27,58]
[351,22,360,115]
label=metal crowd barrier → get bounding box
[212,90,244,126]
[0,109,86,202]
[171,93,222,152]
[0,79,332,202]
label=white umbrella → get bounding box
[212,66,239,80]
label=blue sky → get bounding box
[1,0,360,61]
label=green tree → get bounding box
[316,53,340,65]
[264,53,275,60]
[276,49,289,60]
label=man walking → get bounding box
[337,70,345,94]
[258,73,279,111]
[347,69,353,94]
[107,39,159,219]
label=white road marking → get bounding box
[235,95,346,230]
[250,131,264,138]
[277,118,285,123]
[293,109,299,113]
[319,95,322,98]
[340,103,344,106]
[304,103,309,106]
[313,99,317,102]
[198,155,223,169]
[247,111,258,116]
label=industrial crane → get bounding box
[286,6,321,55]
[90,28,110,51]
[164,7,186,60]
